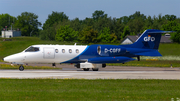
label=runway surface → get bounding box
[0,66,180,79]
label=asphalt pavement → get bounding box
[0,62,180,79]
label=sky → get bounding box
[1,0,180,28]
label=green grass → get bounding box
[0,79,180,101]
[141,56,180,61]
[108,60,180,67]
[0,64,61,70]
[159,43,180,56]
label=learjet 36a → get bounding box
[3,29,174,71]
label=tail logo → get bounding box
[144,35,155,42]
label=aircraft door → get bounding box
[43,48,55,59]
[97,46,101,55]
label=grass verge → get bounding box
[141,56,180,61]
[108,60,180,67]
[0,79,179,101]
[0,64,61,70]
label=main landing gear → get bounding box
[83,68,89,71]
[83,68,99,71]
[19,65,24,71]
[92,68,99,71]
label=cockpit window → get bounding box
[25,46,39,52]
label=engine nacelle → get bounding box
[97,45,126,56]
[74,63,106,68]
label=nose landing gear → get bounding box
[19,65,24,71]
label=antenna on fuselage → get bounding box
[74,43,76,46]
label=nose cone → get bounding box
[3,56,11,62]
[3,53,24,63]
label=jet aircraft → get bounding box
[3,29,174,71]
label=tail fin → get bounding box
[123,29,174,49]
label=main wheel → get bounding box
[92,68,99,71]
[19,65,24,71]
[83,68,89,71]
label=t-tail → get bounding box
[124,29,174,49]
[122,29,174,57]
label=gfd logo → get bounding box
[144,35,155,41]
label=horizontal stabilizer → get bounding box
[135,50,162,56]
[148,31,175,34]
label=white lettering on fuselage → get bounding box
[144,37,155,41]
[104,48,121,53]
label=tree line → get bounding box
[0,12,41,36]
[1,11,180,43]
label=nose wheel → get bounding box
[19,65,24,71]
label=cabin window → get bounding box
[69,49,72,53]
[55,49,58,53]
[62,49,65,53]
[25,46,39,52]
[76,49,79,53]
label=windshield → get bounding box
[25,46,39,52]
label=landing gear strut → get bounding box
[52,63,56,67]
[19,65,24,71]
[137,56,140,61]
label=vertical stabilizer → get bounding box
[123,29,174,49]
